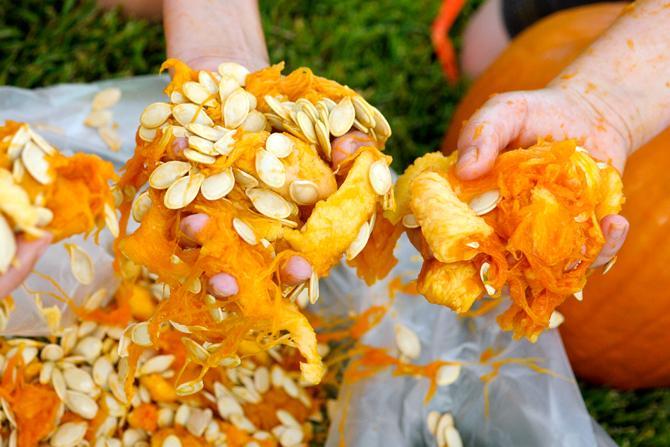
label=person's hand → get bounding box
[454,86,629,267]
[0,234,52,298]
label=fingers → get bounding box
[455,93,529,180]
[280,255,313,286]
[592,214,629,268]
[0,234,52,297]
[331,131,375,169]
[179,213,210,245]
[207,272,239,298]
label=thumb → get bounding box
[456,92,529,180]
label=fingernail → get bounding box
[609,222,628,241]
[457,147,478,171]
[282,255,313,285]
[208,272,239,298]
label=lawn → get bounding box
[1,0,668,445]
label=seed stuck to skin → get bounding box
[394,323,421,359]
[468,190,501,216]
[368,159,392,195]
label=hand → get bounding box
[0,234,52,298]
[455,86,629,267]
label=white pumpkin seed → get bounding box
[368,159,392,195]
[39,360,55,384]
[149,160,191,190]
[73,336,103,361]
[345,222,370,260]
[242,110,267,132]
[247,188,292,220]
[92,87,121,111]
[0,215,16,274]
[371,106,392,139]
[280,427,304,447]
[138,125,157,142]
[104,203,119,238]
[213,131,236,156]
[182,337,210,363]
[265,133,294,158]
[140,354,175,375]
[218,75,240,102]
[352,96,376,128]
[164,173,205,209]
[427,411,441,435]
[176,379,204,396]
[83,288,108,311]
[187,123,227,142]
[188,135,218,155]
[602,256,617,275]
[8,125,29,160]
[173,103,214,127]
[232,217,257,245]
[468,190,501,215]
[329,97,356,137]
[27,127,56,155]
[394,323,421,359]
[296,110,317,143]
[548,311,565,329]
[402,214,419,229]
[131,322,152,347]
[84,110,112,128]
[574,289,584,301]
[50,422,88,447]
[182,81,216,107]
[51,367,67,401]
[443,426,463,447]
[41,343,64,361]
[224,88,250,128]
[140,102,171,129]
[255,149,286,189]
[465,241,480,249]
[93,356,113,387]
[314,120,332,160]
[289,180,319,205]
[308,270,319,305]
[436,364,461,386]
[479,262,496,296]
[198,70,219,93]
[217,62,249,86]
[12,157,25,182]
[22,141,52,184]
[201,169,235,200]
[98,126,122,152]
[183,148,216,165]
[64,367,95,393]
[171,91,185,104]
[65,244,95,285]
[131,190,152,222]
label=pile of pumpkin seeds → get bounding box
[84,87,123,152]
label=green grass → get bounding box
[1,0,668,445]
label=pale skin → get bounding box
[3,0,668,297]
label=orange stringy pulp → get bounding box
[116,60,394,391]
[389,140,624,340]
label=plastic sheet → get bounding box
[0,77,614,446]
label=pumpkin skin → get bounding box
[444,3,670,389]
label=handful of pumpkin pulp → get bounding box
[116,60,394,391]
[389,140,624,340]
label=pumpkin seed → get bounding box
[213,131,236,156]
[246,91,258,110]
[131,322,152,347]
[602,256,617,274]
[289,180,319,205]
[84,110,112,128]
[265,96,290,121]
[394,323,421,359]
[201,169,235,200]
[183,148,217,165]
[104,203,119,238]
[51,367,67,401]
[182,338,210,363]
[224,88,250,128]
[233,169,258,190]
[253,366,270,394]
[308,270,319,305]
[314,120,332,160]
[0,214,16,274]
[28,127,56,155]
[22,141,52,184]
[7,125,29,160]
[138,126,157,142]
[171,91,185,104]
[66,244,95,285]
[199,70,219,93]
[468,190,501,215]
[182,81,217,107]
[232,217,257,245]
[218,75,240,103]
[170,125,189,138]
[352,96,376,128]
[187,123,227,142]
[73,336,103,361]
[574,289,584,301]
[242,110,267,132]
[329,97,356,137]
[140,102,171,129]
[98,126,122,152]
[173,103,214,127]
[149,161,191,190]
[93,356,113,387]
[41,344,64,362]
[280,427,304,447]
[83,288,108,311]
[465,241,480,249]
[427,411,441,435]
[176,379,205,396]
[436,364,461,386]
[548,311,565,329]
[345,222,370,260]
[140,354,175,375]
[92,87,121,111]
[64,367,95,393]
[402,214,419,229]
[371,106,392,139]
[217,62,249,86]
[164,173,205,209]
[265,133,294,158]
[50,422,88,447]
[247,188,292,220]
[296,110,317,143]
[131,191,152,222]
[255,149,286,188]
[443,426,463,447]
[39,361,55,384]
[12,158,25,182]
[368,159,392,195]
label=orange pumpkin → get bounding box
[444,3,670,388]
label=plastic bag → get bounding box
[0,77,614,446]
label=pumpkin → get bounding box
[445,3,670,388]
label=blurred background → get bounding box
[1,0,668,445]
